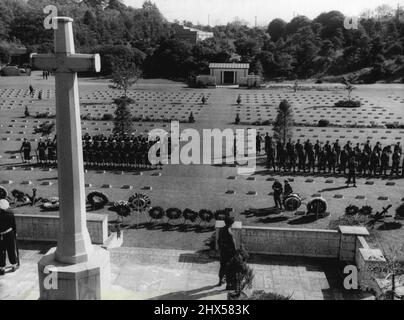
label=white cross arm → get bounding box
[30,53,101,73]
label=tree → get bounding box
[111,64,141,98]
[342,78,355,102]
[113,100,133,136]
[0,46,10,65]
[267,18,286,42]
[273,100,293,146]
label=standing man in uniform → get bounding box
[37,138,47,165]
[20,138,31,163]
[380,149,389,176]
[256,133,262,155]
[391,149,401,176]
[0,200,19,275]
[346,156,357,187]
[272,179,283,210]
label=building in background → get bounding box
[173,25,214,45]
[209,63,250,85]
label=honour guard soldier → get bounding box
[339,148,348,174]
[314,140,321,163]
[369,151,379,176]
[20,138,31,163]
[391,150,401,176]
[346,157,357,187]
[256,134,262,155]
[37,138,47,165]
[380,150,389,176]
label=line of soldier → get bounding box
[81,133,161,169]
[21,132,160,169]
[257,134,404,177]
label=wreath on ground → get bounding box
[87,191,109,209]
[11,189,30,203]
[113,200,131,217]
[166,208,182,220]
[149,206,165,220]
[0,186,8,200]
[41,196,59,211]
[199,209,214,223]
[307,198,327,214]
[358,205,373,216]
[345,205,360,216]
[183,208,198,222]
[129,193,151,211]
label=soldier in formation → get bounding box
[256,135,403,177]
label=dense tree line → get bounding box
[0,0,403,82]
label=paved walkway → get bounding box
[0,245,373,300]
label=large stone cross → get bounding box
[31,17,100,264]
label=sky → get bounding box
[124,0,402,26]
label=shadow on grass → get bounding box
[288,214,318,225]
[257,216,289,223]
[317,186,350,193]
[242,207,281,218]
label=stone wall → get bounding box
[215,222,374,261]
[240,226,340,258]
[15,213,108,245]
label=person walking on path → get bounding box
[0,200,19,276]
[217,216,236,289]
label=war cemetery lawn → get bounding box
[1,72,403,256]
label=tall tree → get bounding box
[273,100,293,145]
[267,18,286,42]
[113,100,133,135]
[111,64,141,98]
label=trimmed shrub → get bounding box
[334,100,361,108]
[318,119,330,127]
[102,113,114,121]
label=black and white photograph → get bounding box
[0,0,403,303]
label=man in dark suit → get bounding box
[20,138,32,163]
[0,200,19,275]
[217,216,236,289]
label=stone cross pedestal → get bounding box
[31,17,110,300]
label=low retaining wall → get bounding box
[215,222,371,261]
[15,213,108,245]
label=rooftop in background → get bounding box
[209,63,250,69]
[173,24,214,44]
